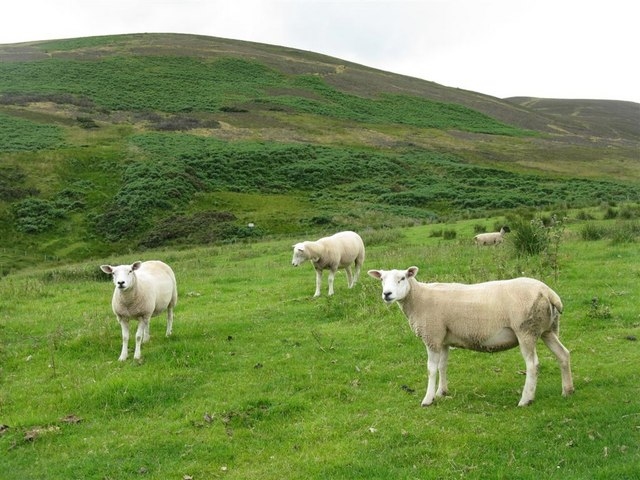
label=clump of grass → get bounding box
[511,216,550,256]
[580,223,608,241]
[610,221,640,244]
[580,221,639,244]
[588,297,612,320]
[510,214,566,279]
[442,229,457,240]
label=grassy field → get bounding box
[1,215,638,479]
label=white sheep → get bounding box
[292,230,365,297]
[474,225,511,245]
[368,266,574,407]
[100,260,177,361]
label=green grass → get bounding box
[1,219,638,479]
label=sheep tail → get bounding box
[548,290,563,314]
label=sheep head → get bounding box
[368,266,419,304]
[291,243,307,266]
[100,261,143,290]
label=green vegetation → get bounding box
[0,55,529,134]
[1,218,638,479]
[0,112,65,152]
[0,33,638,478]
[0,34,638,273]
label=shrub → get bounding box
[576,210,595,220]
[580,223,607,241]
[610,222,640,244]
[0,113,65,152]
[138,211,238,248]
[619,204,640,220]
[92,160,201,241]
[443,229,457,240]
[511,214,565,258]
[76,116,99,129]
[511,217,550,256]
[603,207,618,219]
[12,198,66,234]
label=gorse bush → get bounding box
[139,211,239,248]
[92,160,201,241]
[0,113,65,152]
[12,198,66,233]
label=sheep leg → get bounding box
[345,266,354,288]
[354,257,362,284]
[118,317,129,361]
[422,347,441,406]
[327,269,337,296]
[541,331,574,397]
[313,268,323,297]
[143,321,151,343]
[166,306,174,337]
[134,317,150,360]
[436,346,449,398]
[517,338,539,406]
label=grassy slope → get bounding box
[0,216,638,479]
[0,33,638,274]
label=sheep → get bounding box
[100,260,177,361]
[292,230,365,297]
[367,266,574,407]
[474,225,510,246]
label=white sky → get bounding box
[1,0,639,103]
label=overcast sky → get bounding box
[1,0,638,103]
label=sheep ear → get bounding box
[368,269,382,279]
[131,261,142,270]
[100,265,113,274]
[406,266,419,278]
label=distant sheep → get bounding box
[474,225,510,245]
[100,260,177,361]
[292,231,365,297]
[368,266,574,407]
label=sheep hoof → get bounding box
[563,387,575,397]
[517,399,534,407]
[118,356,127,362]
[421,399,434,407]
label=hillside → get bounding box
[0,33,638,274]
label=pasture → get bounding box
[1,218,638,479]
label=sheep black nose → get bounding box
[117,281,125,288]
[383,292,392,301]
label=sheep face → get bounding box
[100,261,142,291]
[368,266,419,304]
[291,243,308,267]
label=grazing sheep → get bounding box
[368,266,574,407]
[474,225,510,246]
[100,260,177,361]
[292,231,365,297]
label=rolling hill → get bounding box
[0,33,638,274]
